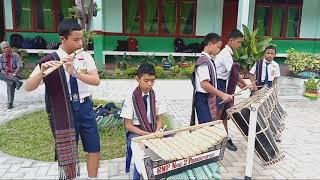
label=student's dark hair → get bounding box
[228,29,244,39]
[58,19,82,38]
[137,63,156,78]
[265,45,277,54]
[202,33,221,46]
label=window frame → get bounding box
[11,0,71,32]
[253,0,303,39]
[122,0,197,37]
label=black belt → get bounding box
[217,79,227,82]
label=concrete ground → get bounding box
[0,77,319,179]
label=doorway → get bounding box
[221,0,239,46]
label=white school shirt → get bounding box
[195,52,217,93]
[249,59,281,82]
[29,47,97,99]
[215,45,234,80]
[120,90,166,126]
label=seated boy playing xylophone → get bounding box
[121,63,166,180]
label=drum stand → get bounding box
[244,103,258,180]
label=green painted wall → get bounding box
[5,31,320,68]
[103,36,203,52]
[5,32,60,43]
[272,40,320,54]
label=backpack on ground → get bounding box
[33,36,47,49]
[10,34,24,48]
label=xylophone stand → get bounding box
[244,103,258,180]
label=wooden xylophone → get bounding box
[132,121,228,179]
[227,87,286,166]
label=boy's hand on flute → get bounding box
[40,61,62,73]
[63,55,77,76]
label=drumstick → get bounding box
[218,83,265,105]
[42,48,84,77]
[218,87,247,105]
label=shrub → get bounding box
[155,66,166,78]
[286,48,320,73]
[124,67,138,77]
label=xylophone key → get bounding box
[203,126,227,138]
[191,130,218,146]
[152,138,180,160]
[196,128,222,143]
[141,139,171,161]
[175,133,204,154]
[188,131,212,149]
[162,137,190,158]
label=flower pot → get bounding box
[163,61,172,70]
[179,62,189,68]
[304,92,319,100]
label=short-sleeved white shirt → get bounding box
[249,59,280,82]
[29,47,97,99]
[215,45,234,80]
[120,90,166,126]
[195,52,217,93]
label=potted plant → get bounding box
[162,54,175,70]
[233,24,273,77]
[178,56,189,68]
[114,53,132,69]
[162,58,171,70]
[303,76,320,100]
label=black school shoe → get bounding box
[7,104,13,109]
[226,139,238,151]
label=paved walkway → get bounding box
[0,77,320,179]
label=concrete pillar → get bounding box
[237,0,251,31]
[92,0,103,31]
[4,0,13,29]
[92,0,104,70]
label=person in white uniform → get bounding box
[121,63,166,180]
[24,19,101,179]
[215,29,252,151]
[249,45,281,90]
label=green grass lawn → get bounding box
[0,110,126,162]
[0,106,173,162]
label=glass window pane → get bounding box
[14,0,33,30]
[125,0,140,33]
[144,0,158,34]
[180,1,195,35]
[58,0,74,22]
[287,7,299,37]
[271,7,284,37]
[255,6,269,36]
[36,0,54,31]
[163,0,177,34]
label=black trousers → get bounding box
[6,82,16,106]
